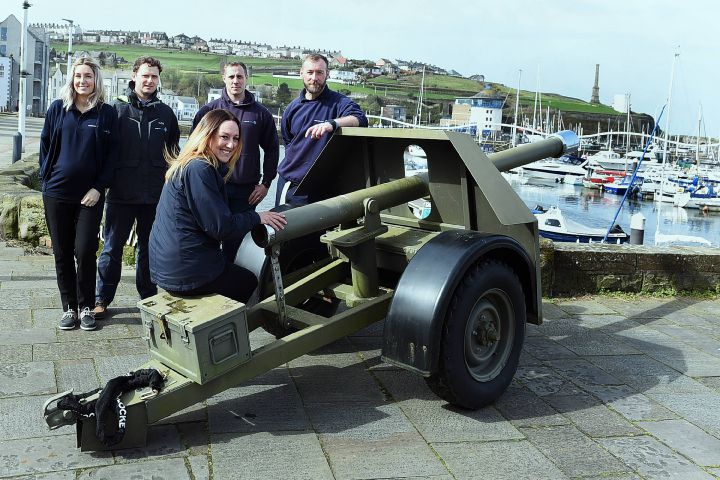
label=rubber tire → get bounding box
[425,260,525,409]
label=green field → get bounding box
[51,42,298,73]
[53,42,615,114]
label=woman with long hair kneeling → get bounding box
[149,109,286,302]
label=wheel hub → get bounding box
[464,290,514,382]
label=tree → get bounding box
[277,82,292,105]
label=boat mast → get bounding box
[658,50,679,204]
[512,69,521,147]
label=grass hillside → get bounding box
[52,42,616,114]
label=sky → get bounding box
[11,0,719,136]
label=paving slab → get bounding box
[208,368,310,434]
[494,382,570,428]
[432,439,569,480]
[187,454,210,480]
[515,365,585,397]
[599,435,715,480]
[0,434,112,477]
[94,354,151,383]
[0,360,56,398]
[543,393,642,437]
[522,336,579,360]
[1,328,56,346]
[78,456,190,479]
[647,393,720,438]
[0,344,32,363]
[0,308,32,329]
[637,419,720,466]
[55,358,101,394]
[211,431,334,480]
[374,370,524,442]
[545,357,625,389]
[522,425,632,477]
[582,384,678,421]
[0,395,74,440]
[112,424,186,463]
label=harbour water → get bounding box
[257,147,719,248]
[506,176,720,247]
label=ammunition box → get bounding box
[138,293,251,384]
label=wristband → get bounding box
[328,119,338,131]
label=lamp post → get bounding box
[62,18,73,74]
[13,1,31,162]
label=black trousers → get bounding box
[43,194,104,311]
[167,262,257,304]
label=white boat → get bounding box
[587,150,623,170]
[533,206,629,244]
[517,155,588,182]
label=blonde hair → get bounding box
[165,109,242,182]
[60,56,105,111]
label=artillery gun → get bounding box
[43,128,579,450]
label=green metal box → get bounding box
[138,293,251,384]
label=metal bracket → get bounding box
[43,389,79,430]
[269,244,288,328]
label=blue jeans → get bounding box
[96,203,157,304]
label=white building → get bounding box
[442,92,505,137]
[207,88,222,103]
[176,96,199,121]
[0,56,11,112]
[329,70,357,84]
[47,62,65,103]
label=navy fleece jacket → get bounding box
[149,159,261,292]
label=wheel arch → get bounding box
[381,230,538,376]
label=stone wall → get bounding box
[542,239,720,296]
[0,154,46,244]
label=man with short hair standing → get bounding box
[193,61,279,262]
[94,56,180,318]
[277,53,368,206]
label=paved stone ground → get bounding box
[1,241,720,479]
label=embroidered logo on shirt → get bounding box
[242,120,257,125]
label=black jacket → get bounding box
[108,84,180,204]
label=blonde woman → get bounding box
[149,109,286,303]
[39,56,118,331]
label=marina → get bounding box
[505,174,720,247]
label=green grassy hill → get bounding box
[53,42,617,116]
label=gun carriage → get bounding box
[43,128,578,450]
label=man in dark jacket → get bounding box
[94,57,180,318]
[277,53,367,206]
[192,61,279,262]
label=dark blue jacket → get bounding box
[279,86,367,183]
[149,158,261,292]
[108,84,180,204]
[39,99,117,201]
[193,89,279,187]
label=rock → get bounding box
[0,194,19,239]
[18,193,47,244]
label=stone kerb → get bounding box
[0,153,47,244]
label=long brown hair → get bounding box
[165,109,242,182]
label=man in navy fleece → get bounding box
[276,54,368,206]
[193,61,279,262]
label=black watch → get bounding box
[328,119,338,131]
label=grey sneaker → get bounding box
[59,308,77,330]
[79,307,97,331]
